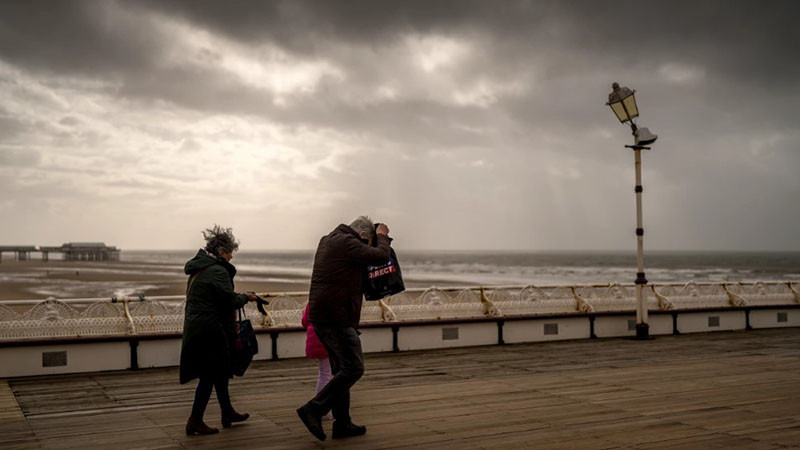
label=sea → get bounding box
[123,250,800,286]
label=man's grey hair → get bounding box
[202,225,239,257]
[349,216,375,241]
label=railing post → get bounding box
[112,296,137,334]
[497,319,505,345]
[270,332,279,361]
[129,339,139,370]
[392,325,400,352]
[378,299,396,322]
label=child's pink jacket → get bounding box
[302,303,328,359]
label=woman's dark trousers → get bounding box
[191,376,233,421]
[304,325,364,424]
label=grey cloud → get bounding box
[177,138,203,153]
[0,116,28,140]
[0,1,166,76]
[0,147,42,167]
[138,1,800,85]
[58,116,81,127]
[36,163,106,176]
[137,0,519,52]
[117,62,502,152]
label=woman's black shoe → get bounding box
[221,410,250,428]
[332,421,367,439]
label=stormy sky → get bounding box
[1,1,798,251]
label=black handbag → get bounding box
[232,307,258,376]
[363,248,406,301]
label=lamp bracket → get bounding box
[625,145,651,150]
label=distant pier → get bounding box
[0,242,120,262]
[0,246,36,261]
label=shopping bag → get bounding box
[363,248,406,301]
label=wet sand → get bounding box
[0,259,457,302]
[0,260,311,301]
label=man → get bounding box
[296,216,392,441]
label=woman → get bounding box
[180,225,256,435]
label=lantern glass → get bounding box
[622,93,639,121]
[610,101,629,122]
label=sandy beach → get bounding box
[0,259,312,302]
[0,257,460,302]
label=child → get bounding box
[301,302,333,420]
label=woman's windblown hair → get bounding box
[202,225,239,257]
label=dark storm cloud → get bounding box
[2,1,796,98]
[136,0,529,51]
[2,0,796,142]
[525,1,800,85]
[136,0,800,86]
[0,2,167,76]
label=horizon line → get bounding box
[116,248,800,253]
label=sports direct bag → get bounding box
[363,248,406,301]
[232,307,258,376]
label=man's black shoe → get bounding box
[332,421,367,439]
[296,405,326,441]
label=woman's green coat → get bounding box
[180,250,248,384]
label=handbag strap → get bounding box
[186,267,208,296]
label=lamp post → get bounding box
[606,82,658,340]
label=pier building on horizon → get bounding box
[0,242,120,262]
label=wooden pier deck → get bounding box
[2,328,800,449]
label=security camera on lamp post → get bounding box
[606,82,658,340]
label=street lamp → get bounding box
[606,82,658,340]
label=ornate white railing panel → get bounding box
[0,298,130,340]
[725,281,798,306]
[0,282,797,341]
[130,300,184,334]
[260,295,304,328]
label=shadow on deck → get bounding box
[2,328,800,449]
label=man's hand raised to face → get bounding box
[376,223,389,236]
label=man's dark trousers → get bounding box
[304,324,364,423]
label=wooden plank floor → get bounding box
[2,328,800,449]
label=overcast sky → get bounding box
[1,1,798,251]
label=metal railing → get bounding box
[0,281,798,342]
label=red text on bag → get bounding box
[368,264,397,279]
